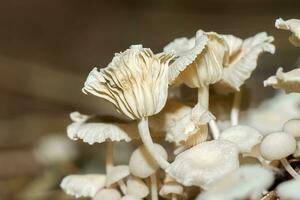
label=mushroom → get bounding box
[93,188,122,200]
[283,119,300,138]
[129,143,168,200]
[126,176,149,199]
[276,177,300,200]
[275,18,300,47]
[164,30,229,139]
[105,165,130,195]
[197,165,274,200]
[214,32,274,125]
[82,45,173,170]
[264,67,300,93]
[159,181,184,200]
[166,140,239,188]
[260,131,298,178]
[121,195,142,200]
[60,174,106,198]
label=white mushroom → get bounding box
[276,178,300,200]
[219,125,263,153]
[166,140,239,188]
[159,181,184,200]
[93,188,121,200]
[60,174,106,198]
[264,67,300,93]
[105,165,130,195]
[283,119,300,138]
[83,45,173,170]
[275,18,300,47]
[197,165,274,200]
[121,195,142,200]
[260,131,298,178]
[126,176,149,199]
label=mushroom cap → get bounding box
[260,131,297,161]
[121,195,142,200]
[60,174,106,198]
[67,112,139,145]
[126,176,149,199]
[82,45,174,120]
[283,119,300,138]
[220,125,263,153]
[264,67,300,93]
[166,140,239,188]
[105,165,130,187]
[275,18,300,47]
[277,178,300,200]
[129,144,168,178]
[159,182,184,198]
[93,188,121,200]
[197,165,274,200]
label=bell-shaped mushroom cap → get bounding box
[277,178,300,200]
[105,165,130,187]
[60,174,106,198]
[93,188,121,200]
[264,68,300,93]
[159,182,184,198]
[164,31,208,85]
[126,176,149,199]
[121,195,142,200]
[197,165,274,200]
[67,112,139,145]
[275,18,300,47]
[283,119,300,138]
[215,32,275,93]
[220,125,263,153]
[129,143,168,178]
[166,140,239,188]
[260,131,297,161]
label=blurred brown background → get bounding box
[0,0,299,199]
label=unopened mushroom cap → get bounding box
[121,195,142,200]
[93,188,121,200]
[283,119,300,138]
[129,144,168,178]
[260,131,297,161]
[276,177,300,200]
[159,182,184,198]
[127,176,149,199]
[60,174,106,198]
[105,165,130,187]
[197,165,274,200]
[220,125,263,153]
[275,18,300,47]
[166,140,239,188]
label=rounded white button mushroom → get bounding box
[93,188,121,200]
[126,176,149,199]
[283,119,300,138]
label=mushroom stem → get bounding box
[106,140,113,172]
[172,194,178,200]
[197,87,220,139]
[138,118,170,169]
[117,180,127,195]
[150,173,158,200]
[280,158,299,178]
[230,91,241,126]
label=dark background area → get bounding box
[0,0,299,199]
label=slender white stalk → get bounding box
[106,140,113,173]
[117,180,127,195]
[231,91,241,126]
[280,158,299,178]
[172,194,178,200]
[138,118,170,169]
[150,173,158,200]
[198,87,220,139]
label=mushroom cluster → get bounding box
[60,18,300,200]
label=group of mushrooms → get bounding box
[60,18,300,200]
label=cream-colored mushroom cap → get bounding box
[277,178,300,200]
[126,176,149,199]
[121,195,142,200]
[159,182,184,198]
[105,165,130,187]
[60,174,106,198]
[220,125,263,153]
[166,140,239,188]
[275,18,300,47]
[67,112,139,145]
[82,45,173,120]
[129,144,168,178]
[197,165,274,200]
[264,68,300,93]
[93,188,121,200]
[260,132,297,161]
[283,119,300,138]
